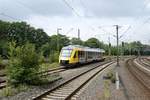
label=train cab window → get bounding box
[73,51,77,58]
[61,49,72,57]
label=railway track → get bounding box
[126,58,150,90]
[0,67,67,90]
[39,68,66,77]
[138,57,150,69]
[0,81,6,89]
[32,61,114,100]
[0,60,112,90]
[0,74,6,89]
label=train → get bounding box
[59,45,105,67]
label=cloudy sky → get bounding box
[0,0,150,45]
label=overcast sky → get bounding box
[0,0,150,45]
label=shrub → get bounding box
[0,55,3,69]
[0,55,2,65]
[103,71,113,79]
[38,52,45,64]
[103,70,116,83]
[49,51,59,63]
[110,73,116,83]
[0,55,5,69]
[0,40,9,58]
[7,42,41,86]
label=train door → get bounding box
[72,50,79,64]
[78,51,85,63]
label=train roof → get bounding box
[62,45,105,53]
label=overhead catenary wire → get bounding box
[66,28,74,35]
[110,1,150,43]
[129,0,150,36]
[122,25,131,34]
[14,0,35,13]
[0,0,37,21]
[63,0,97,30]
[79,0,89,11]
[62,0,81,17]
[0,12,19,20]
[118,25,131,39]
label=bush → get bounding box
[103,71,113,79]
[0,40,9,58]
[111,75,116,83]
[0,55,5,69]
[103,70,116,83]
[49,51,59,63]
[7,42,41,86]
[0,55,2,65]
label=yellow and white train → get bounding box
[59,45,105,67]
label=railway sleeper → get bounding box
[48,93,68,97]
[46,95,66,99]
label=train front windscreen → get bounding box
[61,49,72,57]
[60,49,72,65]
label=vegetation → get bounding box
[0,55,6,69]
[7,42,43,85]
[0,55,2,65]
[0,41,61,97]
[0,55,4,70]
[103,80,111,99]
[40,62,59,72]
[103,70,116,83]
[0,85,29,96]
[0,87,13,96]
[99,80,111,100]
[70,38,83,45]
[100,70,116,99]
[84,38,104,48]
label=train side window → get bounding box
[82,51,84,58]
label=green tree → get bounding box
[33,28,49,50]
[7,42,41,85]
[0,39,9,58]
[8,22,49,48]
[0,20,10,39]
[41,43,51,58]
[70,38,83,45]
[0,20,10,57]
[84,38,104,48]
[50,34,70,51]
